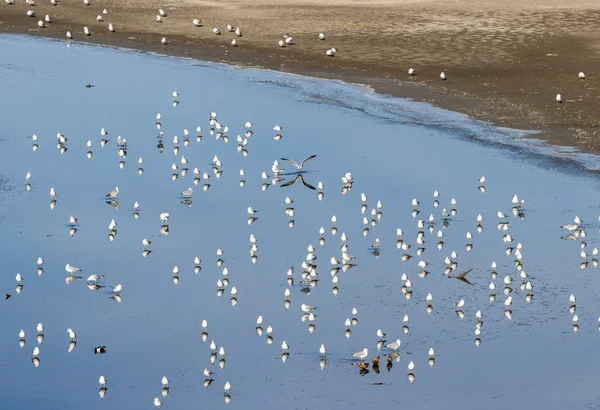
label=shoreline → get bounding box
[2,0,600,160]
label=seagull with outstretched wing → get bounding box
[280,155,317,171]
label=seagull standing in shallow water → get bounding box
[353,348,368,361]
[106,187,119,198]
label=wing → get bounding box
[456,276,473,286]
[300,154,317,168]
[280,175,301,188]
[456,268,473,279]
[280,158,300,169]
[300,176,316,190]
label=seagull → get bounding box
[319,344,326,356]
[556,93,562,103]
[99,376,107,387]
[87,274,104,283]
[154,397,162,408]
[193,19,201,27]
[319,32,325,40]
[280,155,316,171]
[67,328,76,340]
[162,376,169,388]
[353,348,368,361]
[440,72,447,80]
[181,188,193,197]
[106,187,119,198]
[408,68,416,76]
[387,339,401,350]
[65,264,81,274]
[579,72,585,80]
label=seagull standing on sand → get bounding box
[556,93,562,103]
[440,72,447,80]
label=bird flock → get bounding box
[6,0,590,98]
[3,3,600,408]
[12,73,600,406]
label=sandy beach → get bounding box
[2,0,600,153]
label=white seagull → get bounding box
[280,155,316,171]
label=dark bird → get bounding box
[86,84,95,88]
[5,294,11,300]
[449,268,474,286]
[94,346,107,354]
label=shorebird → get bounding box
[65,264,81,274]
[440,72,447,80]
[556,93,562,103]
[319,33,325,40]
[408,68,416,76]
[280,155,316,171]
[108,23,115,32]
[320,344,327,356]
[579,72,585,80]
[161,37,167,45]
[106,187,119,198]
[353,348,368,361]
[87,274,104,283]
[387,339,401,351]
[193,19,201,27]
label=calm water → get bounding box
[1,35,600,410]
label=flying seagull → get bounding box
[280,155,316,171]
[449,268,474,286]
[280,174,316,190]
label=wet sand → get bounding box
[2,0,600,154]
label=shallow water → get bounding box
[1,35,600,409]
